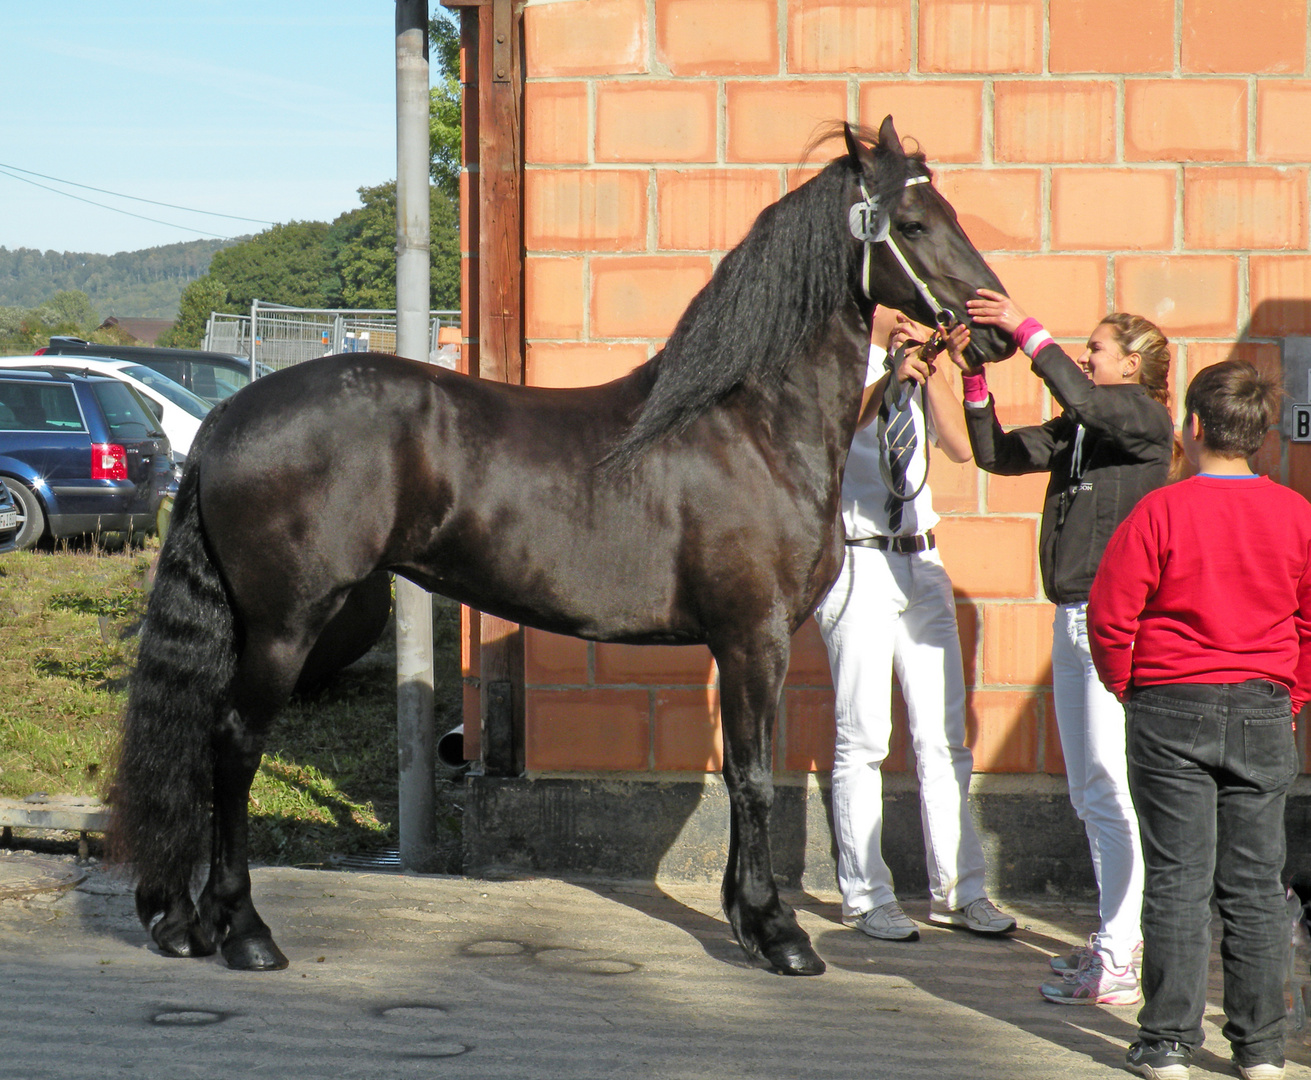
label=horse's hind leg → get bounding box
[714,633,825,976]
[195,635,306,970]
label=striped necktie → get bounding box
[884,404,916,534]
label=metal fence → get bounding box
[204,301,460,374]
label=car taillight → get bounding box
[33,346,47,355]
[91,443,128,480]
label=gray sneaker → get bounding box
[928,897,1017,935]
[849,901,919,941]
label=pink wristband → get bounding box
[1014,317,1043,343]
[1013,316,1054,358]
[961,370,989,403]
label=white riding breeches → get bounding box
[815,545,987,918]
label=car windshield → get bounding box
[121,364,212,418]
[90,380,163,440]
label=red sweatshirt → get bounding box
[1088,474,1311,711]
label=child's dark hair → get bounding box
[1184,360,1283,458]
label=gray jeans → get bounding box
[1127,679,1296,1066]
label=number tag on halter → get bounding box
[848,197,890,244]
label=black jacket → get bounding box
[964,341,1174,605]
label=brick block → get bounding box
[525,629,591,685]
[1250,258,1311,337]
[982,602,1055,686]
[524,82,590,165]
[525,257,585,340]
[525,688,651,771]
[788,0,911,73]
[525,343,650,389]
[935,516,1038,598]
[656,0,777,76]
[784,686,836,771]
[1049,0,1174,73]
[725,80,850,163]
[858,82,986,163]
[1115,256,1240,338]
[1182,0,1306,74]
[657,169,780,252]
[594,642,716,685]
[1258,82,1311,163]
[994,81,1116,164]
[787,617,835,687]
[1125,80,1248,163]
[980,350,1047,427]
[930,455,979,514]
[524,0,647,78]
[591,256,714,339]
[653,687,723,771]
[966,689,1041,772]
[918,0,1043,74]
[985,469,1050,515]
[957,598,981,686]
[525,169,648,253]
[1291,443,1311,506]
[1184,341,1283,388]
[596,81,718,163]
[1051,169,1176,252]
[935,168,1041,251]
[1184,167,1308,252]
[984,255,1108,339]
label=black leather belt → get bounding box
[846,531,935,554]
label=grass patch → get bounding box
[0,544,464,868]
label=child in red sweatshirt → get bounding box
[1089,359,1311,1080]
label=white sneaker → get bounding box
[928,897,1016,935]
[848,900,919,941]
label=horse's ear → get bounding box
[843,122,875,172]
[877,114,902,154]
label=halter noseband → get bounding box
[849,173,947,315]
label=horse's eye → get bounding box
[898,221,927,238]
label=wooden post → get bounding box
[445,0,525,776]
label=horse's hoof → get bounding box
[765,939,826,977]
[222,935,289,971]
[151,921,217,959]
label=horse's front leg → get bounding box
[714,633,825,976]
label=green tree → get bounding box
[207,221,333,310]
[430,10,461,198]
[157,276,233,348]
[327,182,460,311]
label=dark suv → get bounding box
[37,338,259,404]
[0,369,177,549]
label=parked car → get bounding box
[0,356,210,463]
[0,477,18,554]
[0,369,177,549]
[37,338,265,404]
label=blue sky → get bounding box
[3,3,432,256]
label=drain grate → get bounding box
[328,848,403,873]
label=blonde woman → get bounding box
[957,289,1174,1006]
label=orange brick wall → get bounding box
[467,0,1311,777]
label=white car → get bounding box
[0,355,211,462]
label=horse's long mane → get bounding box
[601,124,911,472]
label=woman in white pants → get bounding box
[962,291,1175,1005]
[816,309,1015,942]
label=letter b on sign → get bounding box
[1295,404,1311,442]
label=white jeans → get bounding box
[815,545,987,918]
[1051,602,1144,970]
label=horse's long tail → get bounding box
[107,402,236,923]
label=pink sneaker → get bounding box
[1040,955,1141,1006]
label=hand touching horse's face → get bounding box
[845,117,1016,367]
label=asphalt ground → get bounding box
[2,850,1310,1080]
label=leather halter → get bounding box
[848,173,946,314]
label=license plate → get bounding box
[0,510,15,531]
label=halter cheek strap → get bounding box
[851,174,945,314]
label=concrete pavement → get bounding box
[1,849,1309,1080]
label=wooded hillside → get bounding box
[0,240,232,319]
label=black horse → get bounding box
[109,118,1012,978]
